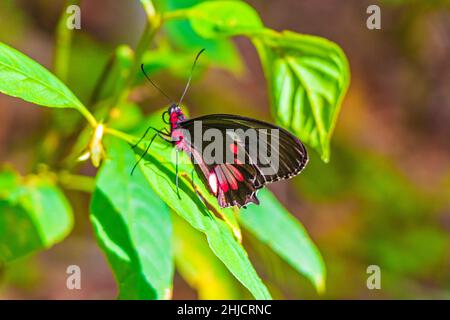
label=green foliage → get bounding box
[253,31,350,162]
[0,169,73,263]
[0,42,83,111]
[0,0,352,299]
[161,0,243,73]
[107,102,144,132]
[167,1,350,161]
[173,213,244,299]
[133,137,271,299]
[184,1,263,38]
[0,42,96,126]
[67,34,115,104]
[239,189,326,293]
[90,138,173,299]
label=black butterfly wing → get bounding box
[179,114,308,208]
[190,148,261,208]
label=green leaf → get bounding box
[140,47,205,80]
[137,148,270,299]
[0,169,73,263]
[0,168,19,194]
[67,34,113,105]
[107,102,143,132]
[253,30,350,162]
[90,138,173,299]
[239,189,326,293]
[0,42,86,111]
[54,0,78,82]
[128,120,270,299]
[161,0,243,73]
[185,1,264,38]
[173,213,243,299]
[134,110,242,240]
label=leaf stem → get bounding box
[54,0,78,81]
[77,105,98,128]
[104,127,136,145]
[58,171,95,193]
[88,51,116,107]
[117,0,161,105]
[162,9,190,22]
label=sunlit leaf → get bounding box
[126,110,269,299]
[135,110,242,240]
[161,0,243,73]
[68,35,122,104]
[0,42,87,112]
[90,138,173,299]
[133,141,270,299]
[0,169,73,263]
[173,213,244,299]
[239,189,326,293]
[140,47,205,80]
[253,30,350,162]
[107,102,143,132]
[185,0,263,38]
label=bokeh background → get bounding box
[0,0,449,299]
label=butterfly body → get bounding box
[166,104,308,208]
[139,50,307,208]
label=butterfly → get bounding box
[132,50,308,208]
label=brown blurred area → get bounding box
[0,0,449,299]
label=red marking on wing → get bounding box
[230,143,239,155]
[213,164,243,192]
[228,165,244,182]
[214,166,229,192]
[222,165,238,190]
[230,143,244,165]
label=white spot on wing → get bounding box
[208,172,218,195]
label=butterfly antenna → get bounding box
[177,48,205,107]
[141,64,173,103]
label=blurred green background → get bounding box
[0,0,449,299]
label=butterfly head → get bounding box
[167,104,185,129]
[168,103,180,114]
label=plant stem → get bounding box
[78,106,98,128]
[117,0,161,105]
[54,0,78,81]
[88,51,116,107]
[58,171,95,193]
[104,127,136,145]
[162,9,190,22]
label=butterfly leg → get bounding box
[131,126,170,149]
[130,132,164,175]
[175,149,181,200]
